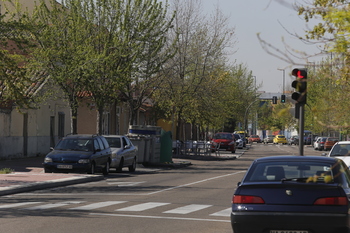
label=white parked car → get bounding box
[233,133,244,149]
[314,137,327,150]
[324,141,350,167]
[103,135,138,172]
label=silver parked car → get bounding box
[103,135,138,172]
[263,135,274,144]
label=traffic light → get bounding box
[281,94,286,103]
[272,96,277,104]
[291,68,307,105]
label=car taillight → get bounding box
[232,195,265,204]
[314,197,348,206]
[320,142,325,144]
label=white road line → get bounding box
[24,201,83,210]
[107,181,146,187]
[90,213,231,223]
[69,201,126,210]
[116,202,169,212]
[147,171,246,195]
[163,204,212,214]
[0,202,42,209]
[210,207,231,217]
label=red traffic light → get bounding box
[292,68,307,79]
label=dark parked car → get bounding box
[231,156,350,233]
[43,134,111,175]
[103,135,137,172]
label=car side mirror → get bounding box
[124,145,131,150]
[237,182,241,186]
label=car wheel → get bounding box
[88,162,96,174]
[103,160,110,176]
[116,158,124,172]
[128,158,136,172]
[44,168,51,173]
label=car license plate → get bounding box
[270,231,308,233]
[57,165,73,169]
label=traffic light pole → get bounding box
[298,104,305,156]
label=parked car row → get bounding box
[43,134,138,175]
[314,136,338,151]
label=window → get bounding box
[94,139,100,151]
[96,137,105,150]
[247,162,333,183]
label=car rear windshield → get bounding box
[213,134,233,140]
[327,138,338,142]
[246,161,335,183]
[55,138,93,151]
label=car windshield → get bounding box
[55,138,93,151]
[330,144,350,156]
[246,161,335,183]
[105,138,121,148]
[214,134,233,140]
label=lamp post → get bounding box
[277,69,285,94]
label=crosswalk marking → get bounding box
[24,201,83,210]
[0,202,42,209]
[163,204,212,214]
[107,182,146,187]
[116,202,169,212]
[210,207,231,217]
[69,201,126,210]
[1,200,231,218]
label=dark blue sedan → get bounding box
[43,134,111,175]
[231,156,350,233]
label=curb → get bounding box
[0,174,104,196]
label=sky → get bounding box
[202,0,321,93]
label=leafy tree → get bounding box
[154,0,237,140]
[4,0,174,133]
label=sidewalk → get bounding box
[0,156,105,196]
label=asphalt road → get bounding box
[0,144,323,233]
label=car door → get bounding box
[122,137,133,166]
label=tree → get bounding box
[4,0,175,133]
[0,9,41,108]
[154,0,237,140]
[296,0,350,134]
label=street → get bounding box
[0,144,322,233]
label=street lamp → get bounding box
[277,68,285,94]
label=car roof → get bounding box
[103,135,124,138]
[254,155,339,163]
[334,141,350,145]
[64,134,99,139]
